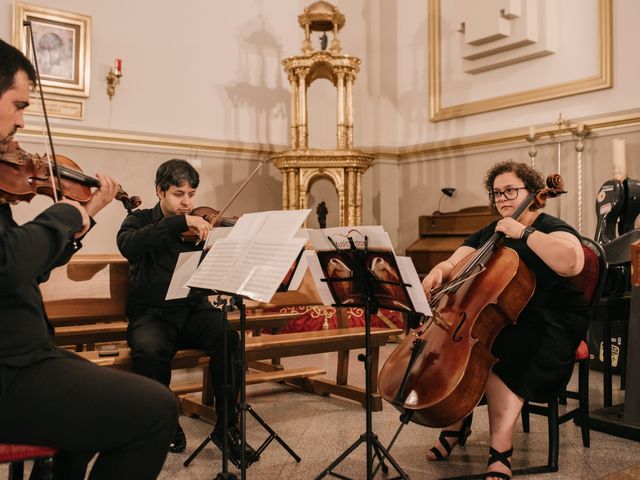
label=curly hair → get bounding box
[484,160,545,215]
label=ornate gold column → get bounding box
[297,68,309,150]
[273,2,372,227]
[336,69,346,149]
[289,73,299,149]
[345,73,354,149]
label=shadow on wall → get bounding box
[398,19,428,146]
[398,13,471,145]
[218,15,289,146]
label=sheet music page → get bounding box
[165,251,202,300]
[186,210,311,302]
[202,226,233,251]
[396,256,432,315]
[227,210,311,241]
[230,238,308,302]
[186,239,244,290]
[305,250,336,306]
[308,225,393,252]
[288,249,310,291]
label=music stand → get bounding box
[184,289,301,479]
[314,235,410,480]
[176,210,310,477]
[183,293,253,479]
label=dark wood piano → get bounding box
[405,206,496,278]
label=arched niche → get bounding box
[306,175,340,228]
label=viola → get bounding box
[378,175,566,428]
[0,141,141,214]
[180,205,238,243]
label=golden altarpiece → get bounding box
[272,1,372,226]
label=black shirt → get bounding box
[117,203,208,317]
[0,203,83,366]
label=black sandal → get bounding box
[484,446,513,480]
[428,413,473,461]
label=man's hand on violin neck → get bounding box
[84,173,118,218]
[185,214,212,243]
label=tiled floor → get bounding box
[5,344,639,479]
[158,345,639,480]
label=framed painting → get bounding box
[13,3,91,97]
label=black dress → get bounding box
[463,213,590,402]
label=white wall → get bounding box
[3,1,640,255]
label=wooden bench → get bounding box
[77,326,398,423]
[52,311,301,349]
[41,254,402,418]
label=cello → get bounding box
[378,174,566,428]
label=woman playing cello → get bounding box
[421,161,589,479]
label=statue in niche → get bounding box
[316,201,328,228]
[320,32,328,51]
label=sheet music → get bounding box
[203,226,233,251]
[396,256,431,315]
[165,251,202,300]
[186,210,311,303]
[227,210,310,241]
[308,225,392,251]
[230,238,308,301]
[307,225,426,313]
[305,250,336,306]
[288,250,310,291]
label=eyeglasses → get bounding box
[489,187,527,202]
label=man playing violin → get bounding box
[0,39,178,480]
[117,159,256,464]
[421,161,589,480]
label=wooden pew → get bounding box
[77,325,399,423]
[40,254,402,417]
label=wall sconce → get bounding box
[106,58,123,100]
[437,187,456,213]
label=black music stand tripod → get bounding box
[184,293,301,480]
[315,236,409,480]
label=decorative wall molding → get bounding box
[16,111,639,165]
[429,0,613,121]
[16,125,278,158]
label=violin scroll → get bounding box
[116,189,141,214]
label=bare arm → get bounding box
[495,217,584,277]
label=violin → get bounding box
[179,157,268,243]
[0,141,141,214]
[378,175,566,428]
[180,206,238,243]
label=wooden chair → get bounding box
[0,444,56,480]
[517,236,607,475]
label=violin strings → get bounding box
[439,192,535,297]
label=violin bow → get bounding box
[207,158,269,227]
[23,20,66,201]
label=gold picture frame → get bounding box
[428,0,612,122]
[13,3,91,98]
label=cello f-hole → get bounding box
[452,312,467,342]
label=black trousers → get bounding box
[0,349,178,480]
[127,305,240,427]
